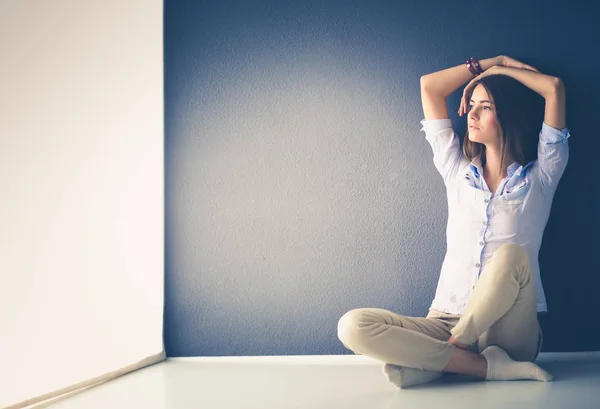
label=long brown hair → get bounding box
[462,74,543,172]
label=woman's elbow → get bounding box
[550,76,565,95]
[420,75,431,91]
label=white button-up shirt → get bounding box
[421,119,570,314]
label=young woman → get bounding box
[337,55,569,388]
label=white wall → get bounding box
[0,1,164,407]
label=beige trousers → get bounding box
[337,243,542,372]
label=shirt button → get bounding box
[476,263,481,268]
[484,199,490,203]
[479,241,484,246]
[482,221,487,225]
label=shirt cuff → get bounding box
[540,122,570,143]
[420,118,453,133]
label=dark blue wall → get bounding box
[165,0,600,356]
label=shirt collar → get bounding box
[468,156,532,177]
[468,156,483,177]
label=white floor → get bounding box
[42,352,600,409]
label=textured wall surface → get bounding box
[165,0,599,356]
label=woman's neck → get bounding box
[483,147,508,179]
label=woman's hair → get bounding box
[462,74,544,171]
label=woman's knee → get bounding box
[495,243,529,265]
[337,308,377,348]
[490,243,531,279]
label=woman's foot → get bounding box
[482,345,553,382]
[382,363,443,388]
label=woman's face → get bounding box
[467,84,501,146]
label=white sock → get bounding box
[481,345,553,382]
[382,363,443,389]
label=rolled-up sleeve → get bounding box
[532,122,570,189]
[421,119,469,184]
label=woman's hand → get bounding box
[458,56,545,116]
[497,55,539,72]
[458,66,504,116]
